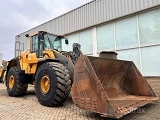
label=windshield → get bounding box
[43,33,62,51]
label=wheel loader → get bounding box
[0,66,5,83]
[0,60,7,83]
[5,31,157,119]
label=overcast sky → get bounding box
[0,0,92,60]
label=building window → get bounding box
[80,29,93,54]
[97,23,114,52]
[139,9,160,46]
[115,16,138,49]
[65,33,79,51]
[141,46,160,76]
[117,48,141,71]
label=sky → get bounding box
[0,0,92,60]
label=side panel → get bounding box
[20,52,38,74]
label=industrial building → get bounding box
[15,0,160,76]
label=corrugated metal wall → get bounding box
[17,0,160,36]
[15,0,160,56]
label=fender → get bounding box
[7,57,22,74]
[35,58,60,74]
[6,57,27,84]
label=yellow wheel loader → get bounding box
[0,60,7,83]
[6,31,157,119]
[0,67,5,83]
[6,31,74,106]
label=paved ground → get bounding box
[0,83,160,120]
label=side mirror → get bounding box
[65,39,69,45]
[25,34,29,37]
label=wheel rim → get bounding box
[9,75,14,89]
[41,75,50,94]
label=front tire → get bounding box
[35,62,71,107]
[6,67,28,96]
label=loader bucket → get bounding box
[71,55,158,119]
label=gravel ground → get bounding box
[0,83,159,120]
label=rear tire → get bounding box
[6,67,28,96]
[35,62,71,107]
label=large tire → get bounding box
[6,67,28,96]
[35,62,71,107]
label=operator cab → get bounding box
[31,31,68,58]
